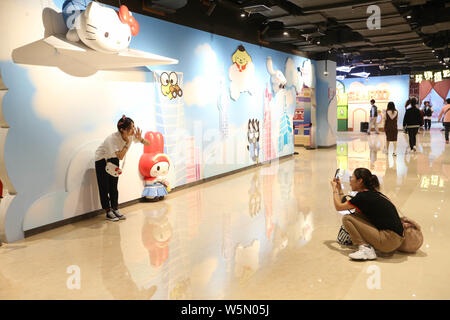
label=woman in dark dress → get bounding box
[384,101,398,156]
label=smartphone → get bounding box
[334,168,340,179]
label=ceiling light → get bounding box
[283,31,289,36]
[407,15,412,19]
[432,49,435,52]
[317,41,320,45]
[240,12,246,18]
[336,66,353,73]
[350,72,370,78]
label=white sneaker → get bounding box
[413,146,417,152]
[348,245,377,260]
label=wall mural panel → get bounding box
[0,0,314,242]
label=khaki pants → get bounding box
[368,117,378,133]
[342,212,404,253]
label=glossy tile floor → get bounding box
[1,128,450,299]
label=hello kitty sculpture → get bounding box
[62,0,139,54]
[139,131,171,201]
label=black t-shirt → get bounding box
[348,191,404,236]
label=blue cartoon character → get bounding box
[247,119,260,163]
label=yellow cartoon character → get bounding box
[160,72,183,99]
[232,45,252,72]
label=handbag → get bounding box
[397,217,423,253]
[105,161,122,177]
[336,194,355,245]
[337,225,353,246]
[377,192,424,253]
[105,142,129,177]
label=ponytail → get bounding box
[354,167,380,191]
[117,115,134,133]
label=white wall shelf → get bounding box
[12,35,178,77]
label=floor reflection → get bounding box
[1,130,450,299]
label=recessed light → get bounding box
[407,15,412,19]
[283,31,289,36]
[240,12,246,17]
[317,41,320,44]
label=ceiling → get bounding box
[100,0,450,77]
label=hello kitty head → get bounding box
[75,2,138,54]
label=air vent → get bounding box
[243,5,272,14]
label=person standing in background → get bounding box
[367,99,379,135]
[403,98,423,152]
[422,101,433,131]
[384,102,398,156]
[437,98,450,144]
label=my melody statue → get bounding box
[139,132,171,201]
[62,0,139,54]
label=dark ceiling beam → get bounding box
[337,14,401,24]
[365,31,420,39]
[353,23,410,31]
[374,39,424,46]
[270,0,304,16]
[300,0,390,14]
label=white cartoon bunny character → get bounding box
[266,56,287,95]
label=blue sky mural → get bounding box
[0,0,312,241]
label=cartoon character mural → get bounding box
[139,131,171,201]
[247,119,260,163]
[229,45,256,100]
[154,71,187,187]
[232,45,252,72]
[266,56,287,95]
[160,72,183,100]
[62,0,139,54]
[299,60,313,89]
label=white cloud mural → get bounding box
[184,43,222,107]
